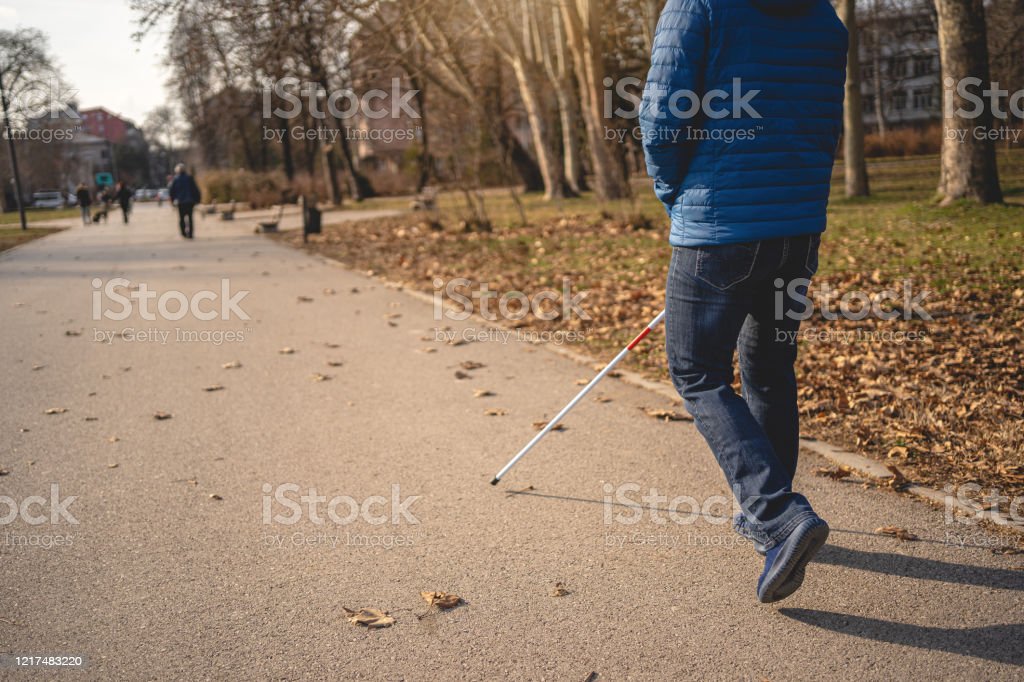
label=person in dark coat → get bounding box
[641,0,847,603]
[75,183,92,225]
[112,182,132,224]
[169,164,201,239]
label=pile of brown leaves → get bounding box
[275,214,1023,506]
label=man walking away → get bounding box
[169,164,201,239]
[112,181,132,224]
[640,0,847,602]
[75,182,92,225]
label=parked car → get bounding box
[31,191,65,209]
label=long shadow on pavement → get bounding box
[779,609,1024,666]
[816,545,1024,592]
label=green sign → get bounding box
[95,172,113,186]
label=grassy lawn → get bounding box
[0,226,64,253]
[275,150,1024,505]
[0,207,80,226]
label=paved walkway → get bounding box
[1,204,1020,679]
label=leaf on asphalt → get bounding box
[153,411,173,420]
[814,466,854,480]
[387,321,399,327]
[209,493,224,501]
[222,361,242,369]
[420,591,463,610]
[643,408,692,422]
[884,465,909,488]
[343,607,394,629]
[350,287,360,294]
[108,436,120,443]
[323,287,336,295]
[324,342,341,349]
[64,330,81,336]
[107,463,119,469]
[84,416,99,422]
[549,582,570,597]
[874,525,919,541]
[887,446,909,459]
[419,347,437,354]
[297,296,314,303]
[575,378,588,386]
[460,361,485,370]
[203,384,225,392]
[326,360,344,367]
[31,364,45,371]
[473,389,495,398]
[278,347,297,355]
[44,407,68,415]
[594,395,612,403]
[0,468,9,476]
[454,370,471,380]
[992,546,1023,556]
[533,421,566,432]
[448,338,468,346]
[311,373,332,382]
[484,408,508,416]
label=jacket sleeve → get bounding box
[639,0,709,214]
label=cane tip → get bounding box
[489,477,500,486]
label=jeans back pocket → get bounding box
[695,242,761,291]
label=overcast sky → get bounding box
[2,0,170,125]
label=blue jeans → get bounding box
[666,234,822,549]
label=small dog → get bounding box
[92,206,109,223]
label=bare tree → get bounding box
[0,28,62,229]
[838,0,870,196]
[934,0,1002,203]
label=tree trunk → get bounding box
[511,57,565,200]
[935,0,1003,203]
[839,0,870,197]
[560,0,630,200]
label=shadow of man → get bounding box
[780,608,1024,666]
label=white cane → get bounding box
[491,310,667,485]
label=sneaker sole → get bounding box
[757,521,829,604]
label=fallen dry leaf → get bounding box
[107,463,119,469]
[454,370,471,380]
[0,468,9,476]
[533,421,566,432]
[326,360,344,367]
[222,361,242,369]
[44,407,68,415]
[420,591,463,610]
[874,525,919,541]
[343,607,394,629]
[484,408,508,416]
[473,389,495,398]
[108,436,120,443]
[549,582,570,597]
[814,466,854,480]
[209,493,223,501]
[460,361,485,370]
[323,288,336,295]
[297,296,314,303]
[324,342,341,349]
[311,373,332,382]
[594,395,612,403]
[64,330,81,337]
[644,408,692,422]
[203,384,225,392]
[279,347,297,355]
[31,364,45,371]
[153,411,173,420]
[84,416,99,422]
[419,347,437,354]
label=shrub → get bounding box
[198,169,289,208]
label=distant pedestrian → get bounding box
[112,181,132,224]
[75,183,92,225]
[169,164,201,239]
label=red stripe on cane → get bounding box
[627,326,653,351]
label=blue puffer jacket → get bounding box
[640,0,848,246]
